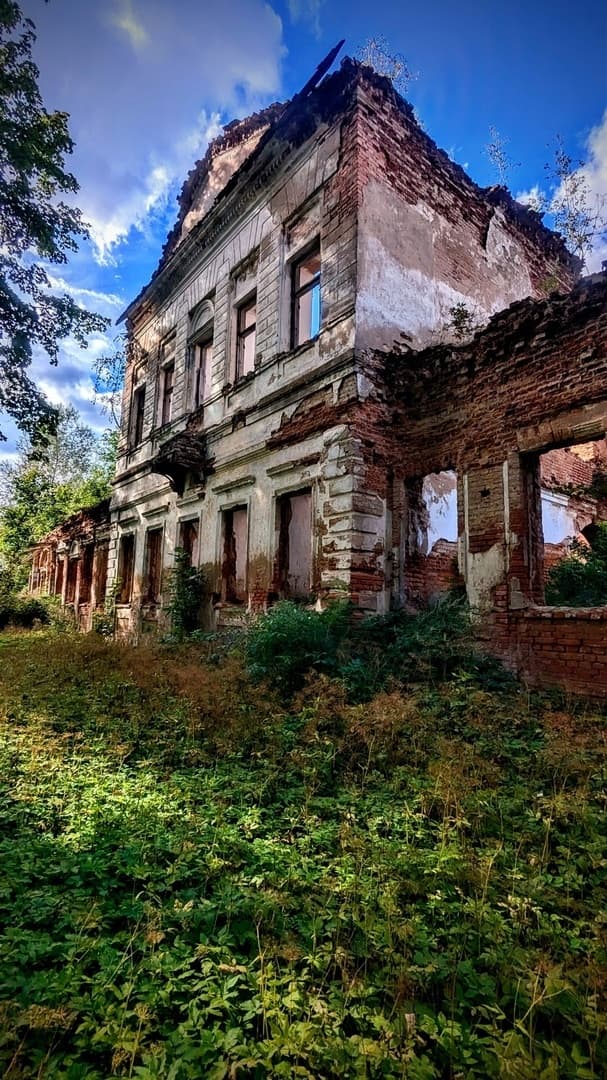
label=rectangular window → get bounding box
[94,544,109,606]
[193,339,213,407]
[79,544,94,604]
[118,533,135,604]
[144,528,163,603]
[222,506,248,603]
[537,437,607,606]
[292,245,320,348]
[160,362,174,426]
[236,296,256,378]
[179,519,198,565]
[55,557,64,597]
[276,489,312,597]
[65,558,78,604]
[132,385,146,445]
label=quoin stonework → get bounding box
[29,49,607,696]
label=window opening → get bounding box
[94,544,108,606]
[79,544,94,604]
[160,362,174,426]
[276,489,312,597]
[118,534,135,603]
[193,339,213,407]
[179,519,198,565]
[236,296,256,378]
[144,528,163,603]
[292,245,320,348]
[537,438,607,605]
[65,556,78,605]
[132,385,146,445]
[55,557,64,596]
[404,470,461,606]
[222,506,248,603]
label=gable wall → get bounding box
[352,79,577,352]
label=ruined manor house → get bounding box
[29,50,607,696]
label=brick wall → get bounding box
[385,273,607,696]
[482,605,607,697]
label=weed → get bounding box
[0,630,605,1077]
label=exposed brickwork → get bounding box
[482,606,607,698]
[381,274,607,696]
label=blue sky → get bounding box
[5,0,606,458]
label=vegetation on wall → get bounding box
[546,523,607,606]
[163,547,207,642]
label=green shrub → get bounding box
[346,594,476,696]
[164,548,207,642]
[546,525,607,606]
[246,599,351,694]
[246,595,510,702]
[0,594,50,629]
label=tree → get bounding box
[487,123,606,269]
[545,137,606,267]
[0,1,108,440]
[0,406,116,587]
[93,333,130,429]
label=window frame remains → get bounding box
[291,242,321,349]
[143,527,163,604]
[117,533,136,604]
[236,294,257,379]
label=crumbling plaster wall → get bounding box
[352,79,577,351]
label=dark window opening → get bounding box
[132,385,146,445]
[55,557,64,597]
[94,545,109,606]
[292,245,320,348]
[65,557,78,605]
[144,528,163,603]
[179,520,198,565]
[118,534,135,604]
[222,506,248,603]
[236,296,256,378]
[160,362,174,426]
[276,489,312,598]
[79,545,94,604]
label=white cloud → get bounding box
[85,113,223,262]
[515,184,545,213]
[109,0,150,52]
[25,0,285,264]
[45,275,125,315]
[288,0,324,38]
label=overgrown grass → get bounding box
[0,629,606,1077]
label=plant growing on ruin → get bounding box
[92,576,120,638]
[164,548,206,642]
[546,523,607,606]
[357,36,416,94]
[484,126,520,187]
[545,137,607,266]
